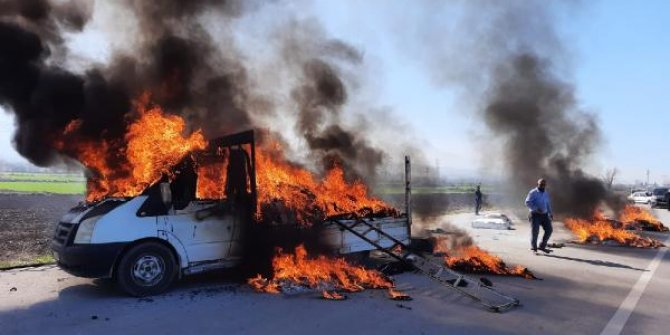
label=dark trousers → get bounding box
[475,199,482,215]
[530,213,553,249]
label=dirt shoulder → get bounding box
[0,193,82,266]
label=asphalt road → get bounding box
[1,208,669,335]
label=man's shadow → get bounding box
[543,254,647,271]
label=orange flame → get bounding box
[564,213,665,248]
[248,244,393,294]
[58,92,207,202]
[618,205,668,232]
[253,140,396,224]
[54,92,396,224]
[387,288,412,300]
[434,238,535,279]
[195,160,229,200]
[322,290,347,300]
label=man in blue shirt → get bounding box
[525,178,553,254]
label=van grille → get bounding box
[53,222,76,246]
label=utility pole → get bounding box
[646,169,650,186]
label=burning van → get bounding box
[51,130,410,296]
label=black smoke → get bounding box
[484,53,608,218]
[0,0,390,184]
[409,1,612,218]
[292,59,384,179]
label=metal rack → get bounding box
[329,217,521,312]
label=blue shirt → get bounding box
[525,188,552,215]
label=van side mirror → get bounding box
[159,182,172,208]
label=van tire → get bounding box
[115,242,177,297]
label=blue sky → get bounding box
[1,0,668,184]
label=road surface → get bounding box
[1,208,669,335]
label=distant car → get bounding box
[628,191,652,204]
[650,187,669,208]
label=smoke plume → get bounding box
[0,0,390,182]
[412,1,609,218]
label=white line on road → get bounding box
[600,237,670,335]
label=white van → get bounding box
[52,131,410,296]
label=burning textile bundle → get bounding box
[432,236,536,279]
[564,214,665,248]
[248,244,409,300]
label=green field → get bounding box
[0,172,85,182]
[0,172,86,194]
[0,181,85,194]
[376,185,492,195]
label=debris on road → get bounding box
[387,288,412,301]
[471,213,513,230]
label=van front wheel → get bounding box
[115,242,177,297]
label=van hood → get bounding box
[60,198,128,224]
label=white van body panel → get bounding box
[161,201,236,264]
[90,197,158,244]
[157,230,191,268]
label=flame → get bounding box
[387,288,412,301]
[54,92,396,224]
[618,205,668,232]
[255,141,396,224]
[322,290,347,300]
[434,238,535,279]
[195,160,229,200]
[564,213,665,248]
[248,244,393,294]
[57,92,207,202]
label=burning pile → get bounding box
[618,205,669,232]
[432,237,536,279]
[248,244,396,298]
[255,143,398,224]
[564,213,665,248]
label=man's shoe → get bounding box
[530,248,538,252]
[538,247,553,254]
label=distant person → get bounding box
[525,178,553,254]
[475,185,483,215]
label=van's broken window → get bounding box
[195,148,230,200]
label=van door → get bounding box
[166,202,235,263]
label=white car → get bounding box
[627,191,652,204]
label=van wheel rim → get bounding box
[132,255,165,287]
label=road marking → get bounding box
[600,237,670,335]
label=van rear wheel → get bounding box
[115,242,177,297]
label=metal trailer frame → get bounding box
[328,156,520,312]
[328,217,520,312]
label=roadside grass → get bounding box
[0,254,55,270]
[0,172,85,182]
[0,181,85,194]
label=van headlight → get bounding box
[74,216,101,244]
